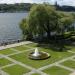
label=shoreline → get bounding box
[0,39,24,46]
[0,41,32,50]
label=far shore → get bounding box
[0,11,28,13]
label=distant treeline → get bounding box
[55,5,75,12]
[0,3,75,12]
[0,3,32,12]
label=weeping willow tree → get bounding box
[20,4,59,40]
[20,4,74,40]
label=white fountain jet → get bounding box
[32,48,40,57]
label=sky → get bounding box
[0,0,75,6]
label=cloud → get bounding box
[0,0,75,6]
[56,0,75,6]
[0,0,33,4]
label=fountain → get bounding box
[29,48,50,60]
[32,48,40,57]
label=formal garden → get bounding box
[0,3,75,75]
[0,42,75,75]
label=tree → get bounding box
[20,4,59,40]
[20,4,74,41]
[55,12,74,51]
[57,12,74,38]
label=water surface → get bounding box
[0,13,28,42]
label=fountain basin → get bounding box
[29,51,50,60]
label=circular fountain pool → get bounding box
[29,48,50,60]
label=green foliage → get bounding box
[20,18,32,40]
[20,4,75,40]
[57,12,74,35]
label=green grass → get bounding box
[43,66,71,75]
[13,45,30,51]
[3,64,30,75]
[32,73,40,75]
[61,60,75,69]
[0,48,16,55]
[1,43,75,75]
[9,47,73,68]
[25,43,38,48]
[70,47,75,52]
[0,58,12,67]
[66,46,75,52]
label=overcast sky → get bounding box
[0,0,75,6]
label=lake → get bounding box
[0,13,28,43]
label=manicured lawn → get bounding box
[66,46,75,52]
[13,45,30,51]
[2,64,30,75]
[32,73,40,75]
[9,47,73,68]
[70,47,75,52]
[43,66,71,75]
[25,43,38,48]
[0,58,12,67]
[60,60,75,69]
[0,48,16,55]
[1,43,75,75]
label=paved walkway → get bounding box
[0,41,32,50]
[70,72,75,75]
[56,64,75,71]
[0,69,9,75]
[1,63,16,69]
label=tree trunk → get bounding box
[47,31,51,40]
